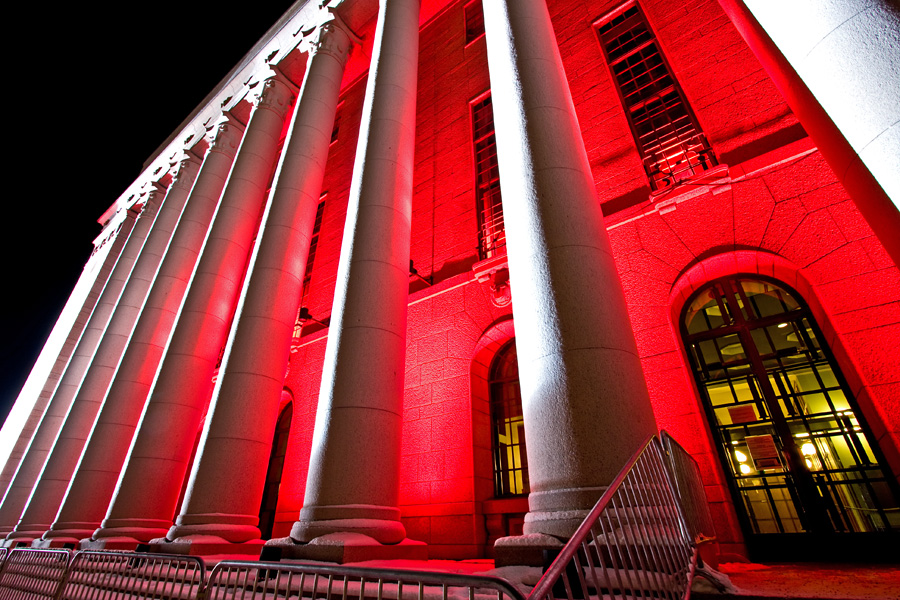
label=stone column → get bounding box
[718,0,900,266]
[281,0,424,563]
[0,202,143,539]
[482,0,657,563]
[92,28,349,553]
[4,124,239,547]
[44,78,293,547]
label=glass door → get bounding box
[682,276,899,560]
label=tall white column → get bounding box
[718,0,900,266]
[282,0,423,563]
[0,203,143,539]
[135,27,353,553]
[44,78,293,547]
[482,0,657,563]
[3,124,239,547]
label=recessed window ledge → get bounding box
[649,164,731,214]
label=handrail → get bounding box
[0,547,72,600]
[204,560,527,600]
[660,430,717,546]
[528,435,697,600]
[57,550,206,599]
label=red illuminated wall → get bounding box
[270,0,899,559]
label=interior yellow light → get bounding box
[735,450,748,462]
[739,464,752,475]
[801,442,816,456]
[805,458,813,469]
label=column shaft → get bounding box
[104,34,347,547]
[290,0,420,547]
[483,0,656,542]
[0,206,141,538]
[48,80,292,545]
[5,126,237,545]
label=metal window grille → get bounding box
[465,0,485,45]
[597,5,716,191]
[472,95,506,260]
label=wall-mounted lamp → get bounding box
[409,259,432,285]
[298,307,329,327]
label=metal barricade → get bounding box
[0,548,7,567]
[528,436,696,600]
[660,430,717,545]
[0,548,71,600]
[204,560,527,600]
[57,551,206,600]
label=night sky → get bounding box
[1,1,298,425]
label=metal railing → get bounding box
[660,431,717,546]
[58,551,206,600]
[204,561,526,600]
[0,548,71,600]
[528,436,697,600]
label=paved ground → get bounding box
[711,562,900,600]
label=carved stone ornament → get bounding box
[310,22,353,67]
[172,155,201,190]
[256,76,295,119]
[208,120,244,159]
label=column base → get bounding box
[2,526,51,548]
[149,534,266,558]
[264,532,427,563]
[36,525,98,549]
[493,533,564,567]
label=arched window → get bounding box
[258,403,292,539]
[490,340,529,497]
[682,276,899,558]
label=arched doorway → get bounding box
[258,402,292,539]
[682,276,899,560]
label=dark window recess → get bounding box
[331,108,341,144]
[472,94,506,260]
[258,403,292,539]
[293,199,326,339]
[597,4,716,191]
[490,340,529,497]
[465,0,485,45]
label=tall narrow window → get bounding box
[596,4,716,190]
[471,94,506,260]
[293,198,326,342]
[258,402,293,539]
[490,340,528,497]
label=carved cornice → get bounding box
[255,75,295,119]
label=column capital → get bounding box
[170,154,202,191]
[255,73,295,120]
[206,116,245,159]
[301,12,360,68]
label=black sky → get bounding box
[1,1,298,424]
